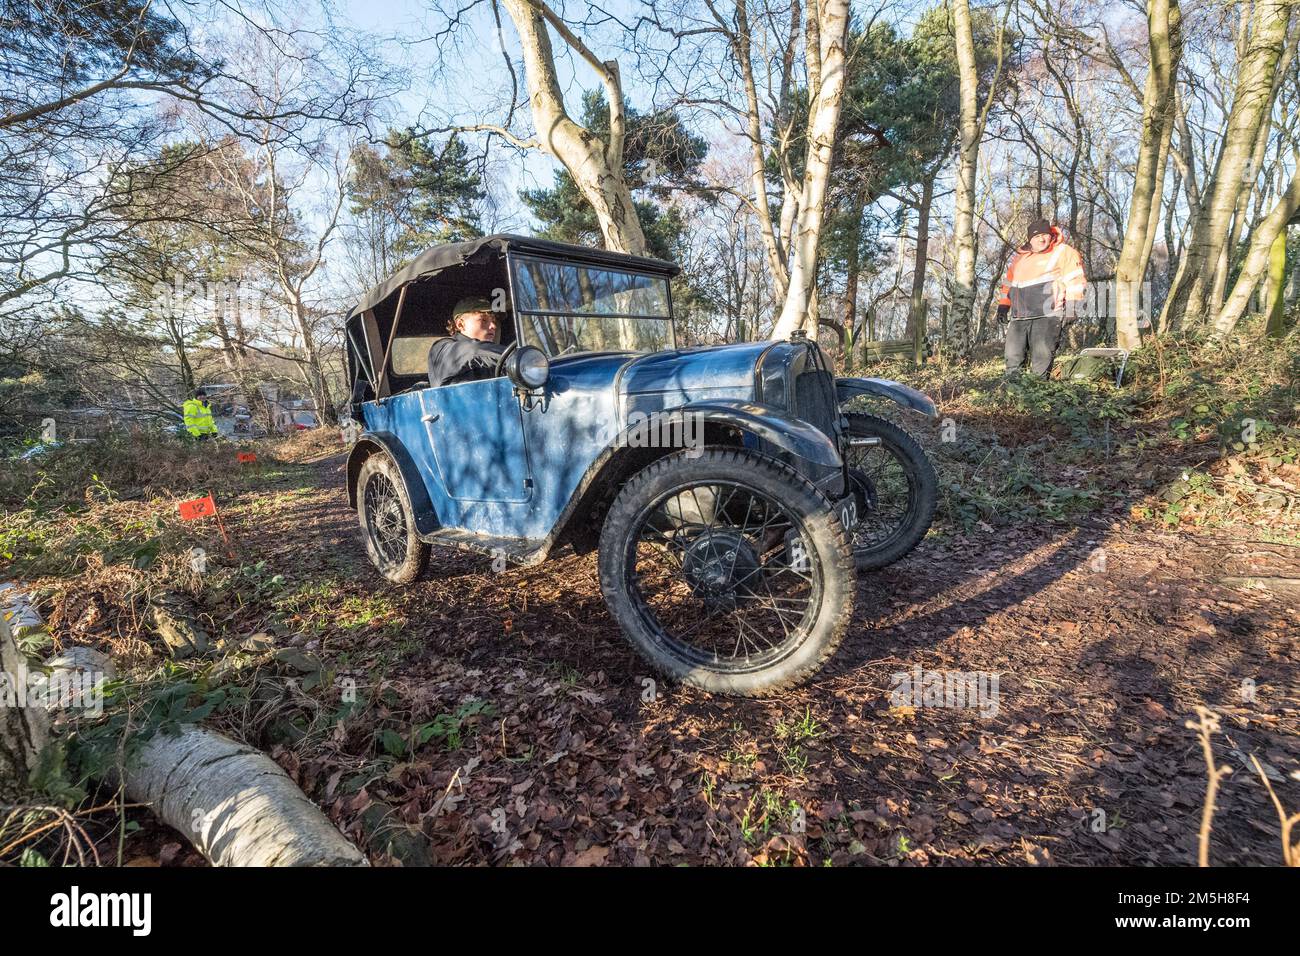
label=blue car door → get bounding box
[419,378,532,504]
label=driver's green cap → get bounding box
[452,296,496,319]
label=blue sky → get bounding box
[325,0,946,231]
[334,0,644,230]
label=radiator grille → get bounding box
[794,368,837,438]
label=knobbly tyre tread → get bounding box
[357,452,430,585]
[844,412,938,571]
[598,447,855,696]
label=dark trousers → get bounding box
[1005,316,1063,377]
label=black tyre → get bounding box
[598,448,855,696]
[843,412,937,571]
[357,453,430,585]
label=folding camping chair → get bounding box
[1060,347,1130,387]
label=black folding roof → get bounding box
[346,234,680,320]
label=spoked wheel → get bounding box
[598,448,854,696]
[357,453,429,584]
[843,412,937,571]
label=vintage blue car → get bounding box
[343,235,938,695]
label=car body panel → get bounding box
[360,352,630,544]
[346,431,440,537]
[421,378,532,504]
[356,340,851,556]
[619,341,769,405]
[678,400,841,467]
[836,376,940,418]
[518,354,625,539]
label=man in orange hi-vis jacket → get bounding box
[997,218,1087,377]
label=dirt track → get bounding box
[227,448,1299,865]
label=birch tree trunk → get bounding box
[1212,159,1300,337]
[501,0,647,255]
[293,301,339,426]
[8,588,366,866]
[119,724,368,866]
[1141,124,1175,278]
[0,606,48,804]
[774,0,805,276]
[841,185,869,360]
[947,0,985,355]
[1263,224,1291,337]
[1115,0,1182,351]
[1158,0,1292,331]
[732,0,790,298]
[1154,88,1199,318]
[771,0,851,339]
[212,298,242,374]
[1209,26,1299,311]
[908,175,936,359]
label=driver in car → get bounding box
[427,296,508,388]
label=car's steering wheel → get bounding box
[495,341,517,375]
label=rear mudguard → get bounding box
[345,432,440,535]
[836,377,939,418]
[675,399,842,468]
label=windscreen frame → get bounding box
[505,250,678,354]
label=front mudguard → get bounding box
[345,432,440,535]
[675,399,842,468]
[836,377,939,418]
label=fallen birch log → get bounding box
[5,582,366,866]
[118,723,368,867]
[65,654,367,866]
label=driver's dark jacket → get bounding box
[427,333,507,388]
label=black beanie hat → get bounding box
[1027,218,1053,240]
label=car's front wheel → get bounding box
[598,448,855,696]
[843,412,937,571]
[357,452,430,585]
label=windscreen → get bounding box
[511,255,674,357]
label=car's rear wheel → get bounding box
[357,453,429,584]
[598,448,855,696]
[843,412,937,571]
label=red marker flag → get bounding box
[178,494,217,521]
[237,452,257,464]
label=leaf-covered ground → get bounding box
[7,340,1299,866]
[174,444,1298,866]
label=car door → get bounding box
[419,377,532,504]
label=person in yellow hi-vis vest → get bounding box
[182,387,218,439]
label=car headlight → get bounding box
[508,346,550,390]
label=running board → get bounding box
[418,527,548,567]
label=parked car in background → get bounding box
[342,234,939,695]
